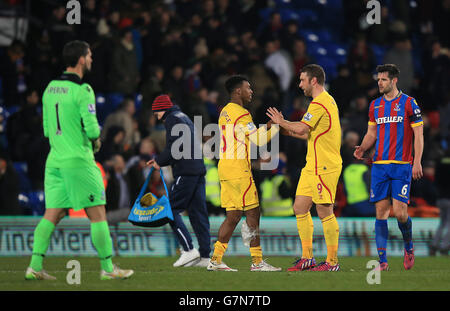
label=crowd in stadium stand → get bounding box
[0,0,449,220]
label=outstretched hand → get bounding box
[266,107,285,124]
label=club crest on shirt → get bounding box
[303,112,313,121]
[394,103,401,112]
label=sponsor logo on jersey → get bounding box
[376,116,403,124]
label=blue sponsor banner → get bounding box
[0,216,440,257]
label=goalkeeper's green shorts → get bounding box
[44,165,106,211]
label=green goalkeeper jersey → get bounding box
[43,71,100,168]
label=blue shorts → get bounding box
[370,163,412,204]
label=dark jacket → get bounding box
[0,161,21,215]
[105,167,132,212]
[155,105,206,177]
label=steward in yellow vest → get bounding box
[261,174,294,216]
[342,163,375,216]
[204,158,222,215]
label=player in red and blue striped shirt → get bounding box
[354,64,424,271]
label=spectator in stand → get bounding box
[28,30,57,93]
[0,151,21,215]
[106,10,122,40]
[0,110,6,151]
[6,89,42,162]
[11,89,49,190]
[105,154,132,225]
[96,126,126,164]
[185,59,204,94]
[259,11,283,43]
[101,98,136,151]
[108,28,140,96]
[329,64,359,117]
[0,40,27,107]
[187,87,212,125]
[84,18,115,93]
[345,93,370,139]
[46,5,75,58]
[264,36,294,95]
[137,10,155,72]
[141,65,165,113]
[367,5,390,45]
[347,34,376,90]
[163,65,186,107]
[245,55,279,115]
[126,137,157,200]
[432,0,450,48]
[78,0,100,44]
[341,130,360,169]
[150,9,172,64]
[280,20,300,51]
[159,27,188,70]
[291,38,314,77]
[205,90,221,124]
[383,37,414,94]
[201,16,225,51]
[421,39,450,110]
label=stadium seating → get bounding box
[0,77,3,106]
[134,93,143,112]
[95,92,124,125]
[315,56,338,80]
[17,190,45,216]
[17,192,30,214]
[12,162,32,193]
[28,190,45,216]
[307,41,328,57]
[370,44,387,66]
[322,42,348,64]
[95,93,107,125]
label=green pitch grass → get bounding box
[1,256,449,291]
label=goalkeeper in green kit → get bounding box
[25,40,133,280]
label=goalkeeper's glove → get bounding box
[92,138,101,153]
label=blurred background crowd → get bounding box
[0,0,449,220]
